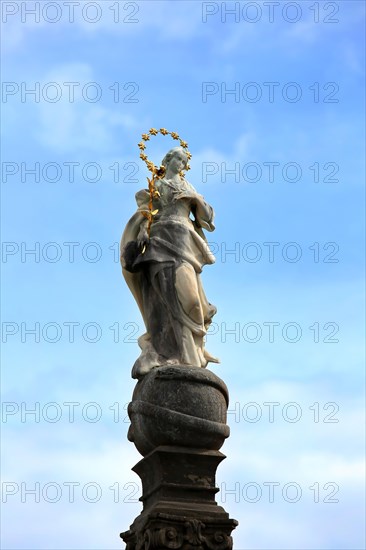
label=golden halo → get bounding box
[138,128,191,177]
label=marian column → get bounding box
[119,129,238,549]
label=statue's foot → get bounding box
[203,349,220,364]
[131,358,155,379]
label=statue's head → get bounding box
[161,147,188,171]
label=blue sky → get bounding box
[1,1,365,549]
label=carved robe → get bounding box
[121,177,218,379]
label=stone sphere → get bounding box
[127,365,230,456]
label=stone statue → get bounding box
[120,144,219,379]
[120,131,238,548]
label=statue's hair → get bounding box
[161,147,188,169]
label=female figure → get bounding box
[121,147,219,379]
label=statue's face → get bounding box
[168,150,187,174]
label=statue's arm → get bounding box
[192,195,214,225]
[184,191,214,232]
[175,186,215,232]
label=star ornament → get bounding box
[138,128,191,175]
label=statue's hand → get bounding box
[137,228,149,251]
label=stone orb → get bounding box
[127,366,230,456]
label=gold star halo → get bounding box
[138,128,191,177]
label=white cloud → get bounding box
[2,0,207,55]
[34,63,141,153]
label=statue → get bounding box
[120,129,219,379]
[119,130,238,548]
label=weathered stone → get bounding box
[122,514,238,550]
[127,366,230,456]
[121,367,238,548]
[121,447,238,549]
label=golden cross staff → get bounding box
[138,128,192,252]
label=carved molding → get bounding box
[132,519,233,550]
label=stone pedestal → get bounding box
[121,367,238,549]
